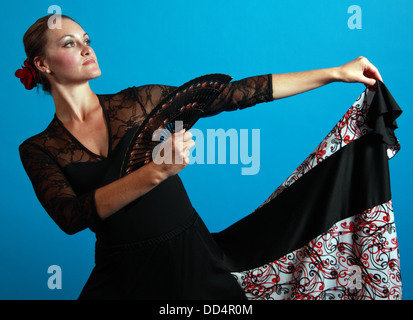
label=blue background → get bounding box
[0,0,411,300]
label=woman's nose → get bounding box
[81,44,93,56]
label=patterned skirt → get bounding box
[213,80,403,300]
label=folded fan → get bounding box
[120,73,233,176]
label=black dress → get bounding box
[18,75,274,299]
[19,76,403,300]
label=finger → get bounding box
[183,139,195,150]
[171,128,187,142]
[174,149,190,166]
[184,149,191,164]
[171,133,183,149]
[183,130,193,141]
[361,75,377,88]
[174,128,185,137]
[171,128,185,140]
[362,59,383,82]
[365,67,383,83]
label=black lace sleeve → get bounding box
[130,74,273,119]
[203,74,274,117]
[19,141,101,235]
[131,84,178,118]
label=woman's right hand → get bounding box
[152,129,195,178]
[94,129,194,219]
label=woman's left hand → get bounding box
[337,56,383,88]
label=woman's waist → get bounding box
[95,203,198,247]
[95,174,195,243]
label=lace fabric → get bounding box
[19,74,274,235]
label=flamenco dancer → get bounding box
[17,14,402,299]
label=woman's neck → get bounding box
[52,82,100,123]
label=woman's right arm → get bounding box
[95,129,194,219]
[19,130,194,234]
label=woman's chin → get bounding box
[87,69,102,80]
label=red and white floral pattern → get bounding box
[232,87,402,300]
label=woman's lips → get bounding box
[82,59,95,65]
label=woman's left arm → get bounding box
[272,56,383,100]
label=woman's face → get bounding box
[41,18,101,87]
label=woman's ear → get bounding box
[33,56,51,74]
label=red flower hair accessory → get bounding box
[15,61,37,90]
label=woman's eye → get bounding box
[63,39,91,48]
[64,41,74,48]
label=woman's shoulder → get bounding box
[19,118,58,152]
[98,84,176,100]
[97,84,177,115]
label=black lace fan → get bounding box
[120,73,233,177]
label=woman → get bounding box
[17,15,383,299]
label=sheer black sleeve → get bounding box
[130,74,274,119]
[19,141,101,235]
[203,74,274,117]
